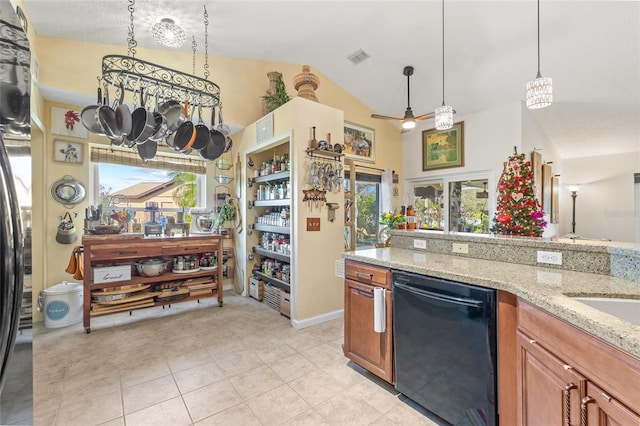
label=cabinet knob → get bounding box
[563,364,572,370]
[601,392,611,402]
[529,339,536,345]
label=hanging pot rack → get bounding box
[100,0,220,109]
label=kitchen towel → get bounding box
[373,287,386,333]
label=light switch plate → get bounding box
[306,217,320,231]
[413,239,427,249]
[537,250,562,265]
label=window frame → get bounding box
[407,170,495,233]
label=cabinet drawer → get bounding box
[162,243,218,256]
[345,260,391,289]
[90,244,162,261]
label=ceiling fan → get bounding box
[371,65,434,132]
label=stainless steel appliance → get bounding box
[393,270,497,425]
[189,207,214,233]
[0,0,33,423]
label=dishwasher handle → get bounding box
[394,281,484,309]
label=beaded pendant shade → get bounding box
[152,18,186,48]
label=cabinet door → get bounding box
[517,330,586,426]
[583,381,640,426]
[344,279,393,384]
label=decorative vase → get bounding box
[293,65,319,103]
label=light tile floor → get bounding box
[33,292,447,426]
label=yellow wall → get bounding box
[28,34,403,323]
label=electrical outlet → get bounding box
[537,250,562,265]
[413,239,427,249]
[452,243,469,254]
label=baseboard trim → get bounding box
[291,309,344,329]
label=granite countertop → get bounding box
[343,247,640,358]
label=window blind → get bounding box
[90,146,206,175]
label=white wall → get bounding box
[561,152,639,242]
[402,101,522,185]
[521,106,563,238]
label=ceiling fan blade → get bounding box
[414,112,436,121]
[371,113,404,121]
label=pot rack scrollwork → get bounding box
[100,0,221,109]
[101,55,220,108]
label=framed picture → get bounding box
[51,106,87,139]
[53,140,83,164]
[422,121,464,171]
[531,150,543,203]
[550,174,560,224]
[542,163,552,213]
[343,122,375,163]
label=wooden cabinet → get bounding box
[82,234,224,333]
[517,300,640,426]
[344,260,393,384]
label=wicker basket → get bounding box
[262,283,280,312]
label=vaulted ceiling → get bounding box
[23,0,640,159]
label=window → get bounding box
[346,172,381,249]
[90,146,206,224]
[410,174,493,234]
[449,179,490,233]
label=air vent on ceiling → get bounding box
[347,49,370,65]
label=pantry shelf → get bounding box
[253,246,290,263]
[253,271,291,291]
[253,224,290,234]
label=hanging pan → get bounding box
[127,87,156,145]
[192,104,210,151]
[149,91,168,142]
[137,138,157,161]
[209,106,226,151]
[172,101,196,152]
[114,79,132,138]
[81,80,104,134]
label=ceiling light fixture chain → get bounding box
[192,35,197,75]
[126,0,137,58]
[203,5,210,81]
[435,0,454,130]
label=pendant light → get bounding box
[526,0,552,109]
[152,18,186,48]
[435,0,454,130]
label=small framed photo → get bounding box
[531,150,543,203]
[343,122,375,163]
[542,163,552,213]
[51,106,87,139]
[422,121,464,171]
[53,140,83,164]
[550,174,560,224]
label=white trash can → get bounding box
[40,281,83,328]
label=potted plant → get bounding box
[216,197,237,232]
[261,71,291,115]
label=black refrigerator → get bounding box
[0,0,33,424]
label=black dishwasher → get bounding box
[393,270,497,426]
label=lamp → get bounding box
[526,0,553,109]
[435,0,454,130]
[152,18,186,48]
[568,184,581,237]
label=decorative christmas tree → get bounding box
[491,147,547,237]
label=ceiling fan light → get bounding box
[152,18,186,48]
[526,76,553,109]
[435,105,453,130]
[402,118,416,129]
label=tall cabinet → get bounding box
[236,97,345,327]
